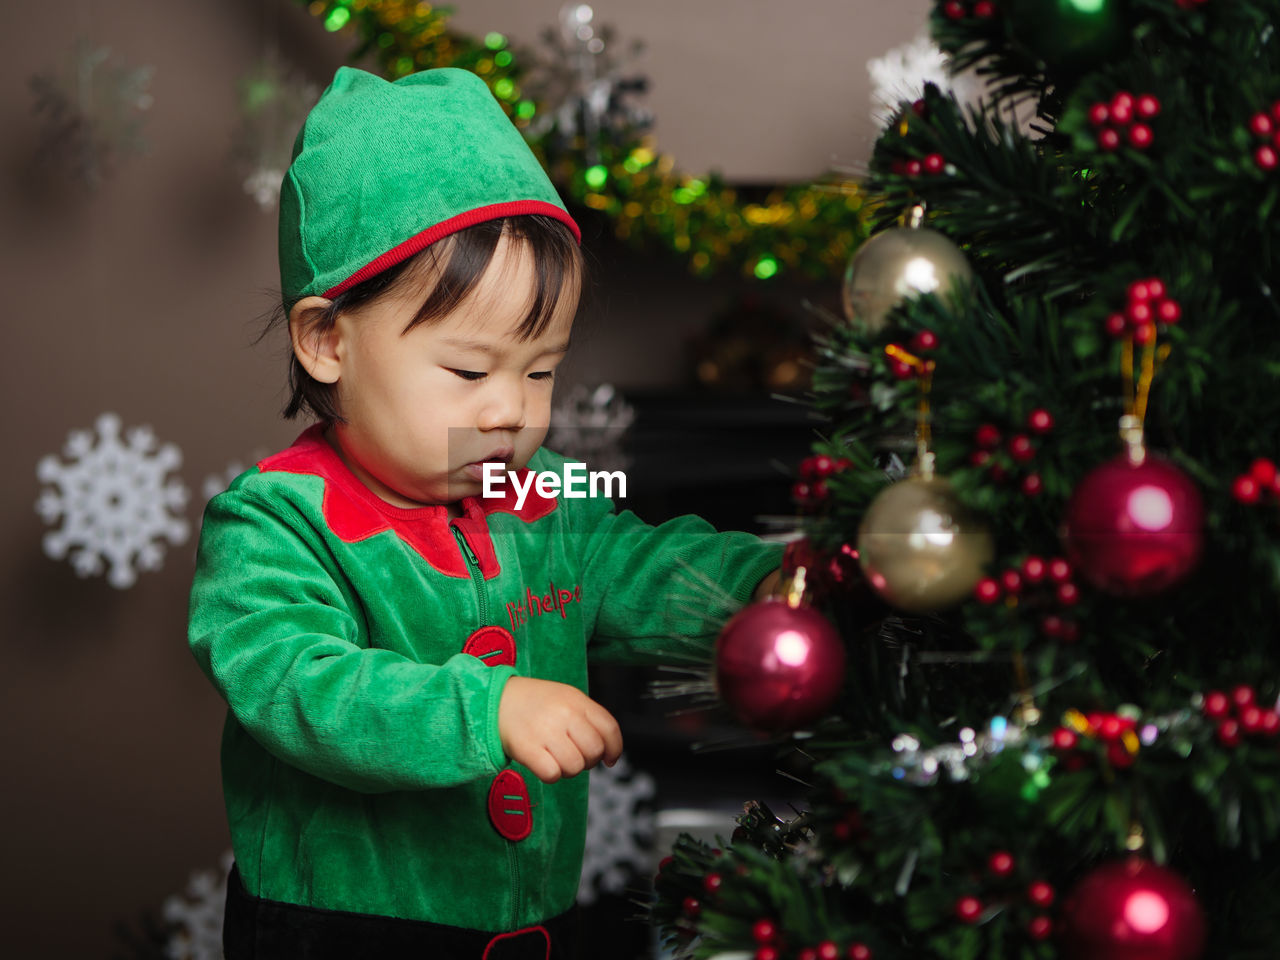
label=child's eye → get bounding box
[449,369,486,381]
[529,370,555,381]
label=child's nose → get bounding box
[478,379,527,432]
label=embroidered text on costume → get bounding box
[482,461,626,510]
[506,581,584,631]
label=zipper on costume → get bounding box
[506,841,522,929]
[451,524,490,624]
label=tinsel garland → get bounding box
[298,0,871,280]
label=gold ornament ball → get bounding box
[857,476,994,613]
[841,227,973,334]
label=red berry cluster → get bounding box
[782,539,862,598]
[886,330,939,379]
[1247,102,1280,171]
[1051,711,1139,768]
[1103,277,1181,345]
[891,151,950,178]
[968,409,1054,496]
[974,556,1080,638]
[793,454,854,511]
[942,0,997,19]
[953,853,1055,941]
[1202,684,1280,746]
[1232,457,1280,504]
[1088,91,1160,151]
[751,918,873,960]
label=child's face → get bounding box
[324,235,578,509]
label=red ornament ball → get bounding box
[1062,453,1204,596]
[1128,123,1154,149]
[1060,859,1206,960]
[1218,718,1242,747]
[752,918,778,944]
[988,850,1015,876]
[1201,690,1229,718]
[975,423,1002,449]
[974,577,1002,604]
[955,896,983,923]
[1233,475,1262,504]
[1028,408,1055,433]
[1110,95,1134,125]
[715,600,845,731]
[1028,880,1056,907]
[1250,457,1277,486]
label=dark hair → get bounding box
[272,214,583,423]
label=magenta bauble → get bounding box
[714,600,845,732]
[1059,858,1206,960]
[1062,453,1203,596]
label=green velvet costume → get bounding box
[189,425,782,934]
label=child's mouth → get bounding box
[463,449,514,481]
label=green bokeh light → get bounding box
[494,51,512,67]
[1069,0,1106,11]
[324,6,351,31]
[494,78,514,99]
[584,165,608,189]
[485,32,507,50]
[516,100,536,120]
[753,256,779,280]
[243,80,276,112]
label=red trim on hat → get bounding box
[322,200,582,300]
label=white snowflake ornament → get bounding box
[36,412,190,588]
[579,754,656,904]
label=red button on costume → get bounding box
[488,769,533,842]
[463,624,517,668]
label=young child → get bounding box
[189,66,782,960]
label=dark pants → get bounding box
[224,863,583,960]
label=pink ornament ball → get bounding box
[715,600,845,732]
[1062,453,1203,596]
[1059,858,1206,960]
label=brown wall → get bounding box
[1,1,925,955]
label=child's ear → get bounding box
[289,297,341,384]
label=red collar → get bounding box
[257,425,556,578]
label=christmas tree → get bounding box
[653,2,1280,958]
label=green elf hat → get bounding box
[279,66,580,307]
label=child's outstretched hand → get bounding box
[498,677,623,783]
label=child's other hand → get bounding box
[753,567,783,601]
[498,677,623,783]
